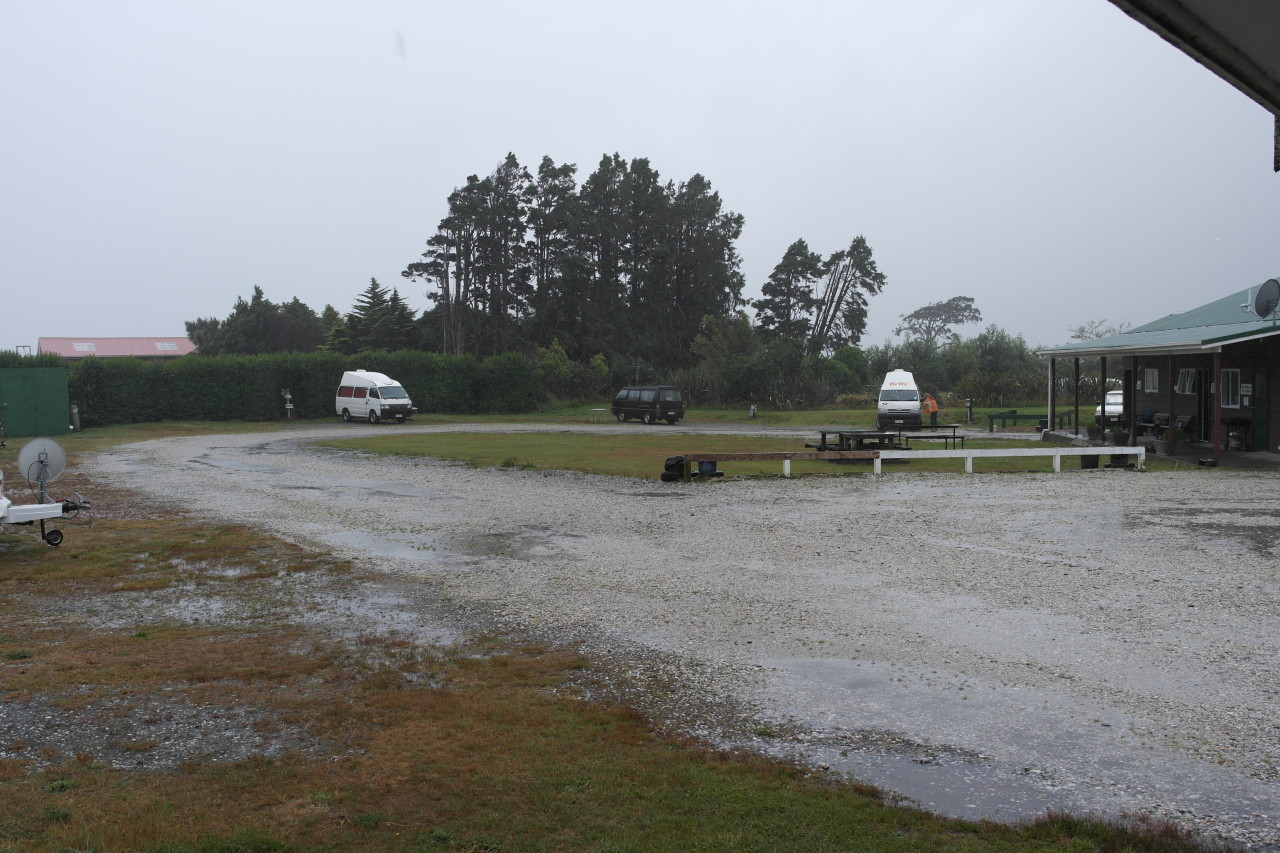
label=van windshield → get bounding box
[880,390,919,402]
[380,386,409,399]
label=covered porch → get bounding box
[1038,282,1280,466]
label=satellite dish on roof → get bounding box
[1252,278,1280,320]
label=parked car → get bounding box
[611,385,684,424]
[1095,389,1124,425]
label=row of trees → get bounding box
[402,153,750,372]
[175,150,1126,410]
[188,153,893,384]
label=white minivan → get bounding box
[335,370,415,423]
[876,369,921,429]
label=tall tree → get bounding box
[661,173,745,366]
[754,238,823,342]
[893,296,983,345]
[348,278,392,352]
[527,156,580,347]
[403,154,532,356]
[809,236,886,355]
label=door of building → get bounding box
[0,376,37,438]
[1252,371,1268,451]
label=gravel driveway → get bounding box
[91,424,1280,849]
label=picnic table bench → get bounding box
[897,431,966,450]
[988,410,1073,432]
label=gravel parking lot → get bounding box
[87,424,1280,849]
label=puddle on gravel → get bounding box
[324,479,453,499]
[320,530,451,561]
[315,525,561,563]
[754,656,1279,842]
[188,455,284,474]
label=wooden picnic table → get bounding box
[810,429,897,451]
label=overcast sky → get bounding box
[3,0,1277,356]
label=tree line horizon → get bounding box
[183,152,1116,408]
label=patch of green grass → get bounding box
[317,431,1173,479]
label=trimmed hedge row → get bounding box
[68,351,541,427]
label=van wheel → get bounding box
[642,412,654,425]
[368,411,379,424]
[666,417,678,425]
[342,409,352,422]
[616,413,627,423]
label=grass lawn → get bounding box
[316,431,1167,479]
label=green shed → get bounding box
[0,367,70,438]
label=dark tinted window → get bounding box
[639,389,657,402]
[659,389,681,402]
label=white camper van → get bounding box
[876,369,921,429]
[335,370,415,423]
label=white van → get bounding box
[876,369,921,429]
[335,370,415,423]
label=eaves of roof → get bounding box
[1038,281,1280,358]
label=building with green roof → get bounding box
[1039,277,1280,463]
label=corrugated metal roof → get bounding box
[1038,279,1280,358]
[38,337,196,358]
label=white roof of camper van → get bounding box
[344,370,395,385]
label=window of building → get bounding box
[154,341,178,351]
[1221,369,1241,408]
[73,342,96,352]
[1143,367,1159,393]
[1174,368,1196,395]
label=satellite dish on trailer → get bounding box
[1252,278,1280,320]
[17,438,67,485]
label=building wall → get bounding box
[0,367,70,439]
[1132,340,1280,451]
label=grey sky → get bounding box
[3,1,1277,356]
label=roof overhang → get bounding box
[1038,324,1280,359]
[1107,0,1280,170]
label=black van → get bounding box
[611,386,685,424]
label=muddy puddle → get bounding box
[753,655,1277,842]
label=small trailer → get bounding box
[1,438,90,546]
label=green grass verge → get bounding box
[317,432,1169,479]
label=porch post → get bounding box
[1166,354,1177,454]
[1099,356,1107,424]
[1048,358,1057,429]
[1212,351,1223,465]
[1073,358,1080,436]
[1127,363,1138,447]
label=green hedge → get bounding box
[67,351,541,427]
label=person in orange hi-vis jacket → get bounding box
[922,393,939,427]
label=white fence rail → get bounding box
[870,446,1145,474]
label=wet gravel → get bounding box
[71,424,1280,849]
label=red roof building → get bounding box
[38,337,196,359]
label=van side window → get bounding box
[639,389,657,403]
[338,386,354,398]
[354,387,368,399]
[369,389,380,399]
